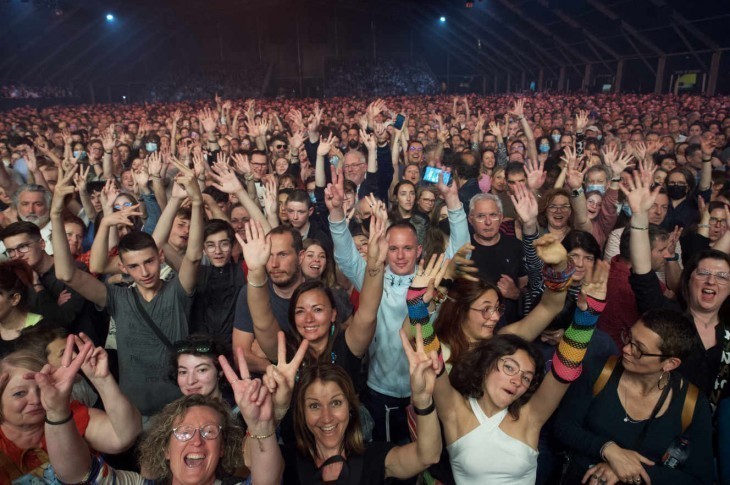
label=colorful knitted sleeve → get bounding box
[551,296,606,383]
[406,287,442,357]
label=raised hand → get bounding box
[563,147,587,190]
[51,165,78,214]
[443,243,479,282]
[147,150,163,177]
[497,274,520,300]
[262,332,308,415]
[100,179,119,215]
[666,226,683,256]
[288,129,305,152]
[210,160,243,194]
[232,153,251,175]
[399,325,441,408]
[236,220,271,272]
[198,107,218,133]
[361,128,377,153]
[366,202,388,266]
[575,110,589,133]
[219,348,273,432]
[412,253,449,304]
[73,333,111,381]
[524,158,546,191]
[436,171,458,203]
[317,132,336,157]
[533,234,568,267]
[28,335,93,418]
[191,151,206,180]
[509,99,525,119]
[577,259,610,311]
[619,165,660,215]
[170,157,202,203]
[510,181,538,229]
[103,204,143,228]
[324,166,346,217]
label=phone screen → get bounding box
[423,166,450,185]
[393,114,406,130]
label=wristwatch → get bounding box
[571,187,584,198]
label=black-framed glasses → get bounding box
[4,240,40,258]
[172,424,222,442]
[620,329,670,359]
[498,357,534,387]
[174,340,214,354]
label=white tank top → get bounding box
[447,397,538,485]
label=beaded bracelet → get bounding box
[542,260,576,292]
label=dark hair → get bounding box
[287,189,312,210]
[118,231,158,257]
[0,260,34,313]
[204,219,234,242]
[86,180,106,195]
[667,167,696,194]
[175,206,192,221]
[203,186,229,205]
[268,225,303,254]
[391,180,417,214]
[679,249,730,309]
[293,364,365,460]
[450,334,544,420]
[562,230,601,262]
[638,309,697,361]
[0,221,41,242]
[62,213,86,233]
[302,239,337,288]
[454,152,480,180]
[167,334,230,383]
[287,280,339,361]
[435,278,502,363]
[505,161,527,178]
[15,324,68,359]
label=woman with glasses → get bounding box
[538,188,574,242]
[404,250,609,484]
[554,309,712,484]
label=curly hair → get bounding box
[449,334,544,420]
[137,394,243,482]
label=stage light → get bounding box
[106,13,114,21]
[439,16,446,23]
[122,95,127,100]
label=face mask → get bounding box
[666,185,687,200]
[586,184,606,195]
[438,218,451,235]
[622,203,632,217]
[551,134,561,144]
[308,192,316,204]
[73,150,86,160]
[145,142,158,152]
[330,155,339,166]
[539,144,550,154]
[596,135,603,141]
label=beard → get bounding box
[19,213,49,228]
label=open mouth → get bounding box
[184,453,206,467]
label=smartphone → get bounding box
[423,166,451,185]
[393,114,406,130]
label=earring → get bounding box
[658,370,670,390]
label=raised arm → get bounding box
[344,205,387,357]
[699,136,714,192]
[315,132,335,188]
[510,100,538,163]
[51,166,107,308]
[564,146,592,232]
[328,166,366,289]
[73,334,142,453]
[623,163,661,276]
[525,260,608,428]
[89,206,143,275]
[386,327,442,479]
[210,158,272,233]
[239,221,279,360]
[171,159,204,295]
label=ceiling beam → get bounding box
[646,0,720,50]
[585,0,664,56]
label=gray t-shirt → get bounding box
[233,282,291,334]
[105,277,192,416]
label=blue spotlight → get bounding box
[106,13,114,21]
[439,16,446,23]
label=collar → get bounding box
[384,267,415,288]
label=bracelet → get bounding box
[611,177,621,182]
[630,225,648,231]
[150,175,161,180]
[45,411,73,426]
[246,429,276,440]
[702,157,712,162]
[698,224,710,229]
[665,254,679,262]
[600,440,615,461]
[248,276,268,288]
[412,400,436,416]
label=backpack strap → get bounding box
[593,355,619,397]
[681,382,699,433]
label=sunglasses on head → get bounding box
[174,340,214,354]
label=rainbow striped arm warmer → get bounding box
[406,287,442,357]
[551,295,606,383]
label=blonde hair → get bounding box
[0,350,46,422]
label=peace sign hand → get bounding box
[219,348,273,432]
[262,332,308,417]
[399,325,441,409]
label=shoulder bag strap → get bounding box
[131,288,173,350]
[593,355,619,397]
[681,382,699,433]
[631,373,673,450]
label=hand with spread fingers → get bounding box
[412,253,449,304]
[577,259,610,312]
[443,243,479,282]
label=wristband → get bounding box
[698,224,710,229]
[45,411,73,425]
[542,260,576,293]
[412,400,436,416]
[630,225,648,231]
[248,276,268,288]
[665,254,679,262]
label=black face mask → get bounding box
[438,218,451,235]
[667,185,688,200]
[348,139,359,150]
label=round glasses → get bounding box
[172,424,222,442]
[470,304,503,320]
[498,357,534,387]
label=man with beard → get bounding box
[3,184,54,256]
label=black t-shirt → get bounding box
[470,235,525,323]
[191,262,245,349]
[281,441,396,484]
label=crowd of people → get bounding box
[0,90,728,484]
[1,84,79,99]
[325,58,439,97]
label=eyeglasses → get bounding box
[113,201,134,210]
[710,217,727,227]
[620,329,670,359]
[470,304,503,320]
[204,240,232,252]
[692,268,730,285]
[343,162,365,171]
[666,182,687,188]
[472,213,501,223]
[250,162,268,168]
[498,357,534,387]
[274,144,287,149]
[408,146,423,152]
[4,240,39,258]
[174,340,214,354]
[547,204,571,213]
[172,424,222,442]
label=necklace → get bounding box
[623,386,643,423]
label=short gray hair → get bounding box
[13,184,51,210]
[469,193,503,216]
